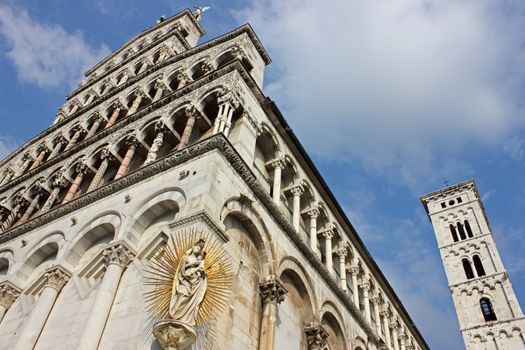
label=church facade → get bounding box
[0,9,428,350]
[422,180,525,349]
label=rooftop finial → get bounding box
[193,6,210,21]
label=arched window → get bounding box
[480,298,497,321]
[450,224,459,242]
[462,258,475,279]
[457,222,467,240]
[464,220,474,238]
[473,255,486,277]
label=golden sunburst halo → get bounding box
[144,229,234,349]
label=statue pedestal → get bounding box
[153,320,197,350]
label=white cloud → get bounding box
[503,136,525,161]
[0,5,110,88]
[235,0,525,188]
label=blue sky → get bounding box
[1,1,524,349]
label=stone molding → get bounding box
[102,241,136,268]
[0,281,22,309]
[304,322,329,350]
[259,275,287,305]
[167,210,229,243]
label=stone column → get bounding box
[41,174,67,213]
[176,106,199,150]
[16,154,33,176]
[371,294,382,336]
[84,93,96,105]
[152,80,167,101]
[104,103,123,129]
[0,169,14,186]
[2,195,28,231]
[323,229,334,275]
[176,72,190,89]
[290,185,304,231]
[62,161,88,204]
[126,90,146,116]
[350,264,360,307]
[18,182,45,224]
[337,246,348,291]
[157,47,171,62]
[399,332,407,350]
[380,310,392,349]
[213,93,238,136]
[268,158,284,205]
[362,280,372,324]
[304,322,329,350]
[29,144,50,170]
[307,207,320,255]
[145,123,166,165]
[87,149,113,191]
[85,114,105,139]
[48,136,67,159]
[259,276,287,350]
[69,103,80,115]
[114,136,138,180]
[64,126,86,151]
[0,281,21,323]
[77,242,135,350]
[137,61,148,74]
[391,320,400,350]
[15,266,71,350]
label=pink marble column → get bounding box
[62,161,88,204]
[18,182,45,224]
[16,154,33,176]
[85,114,105,139]
[176,107,199,150]
[29,144,50,170]
[1,195,28,231]
[104,104,123,129]
[114,136,138,179]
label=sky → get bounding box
[0,1,524,349]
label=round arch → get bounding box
[320,300,349,350]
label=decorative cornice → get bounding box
[168,210,228,242]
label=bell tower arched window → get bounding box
[457,222,467,240]
[473,255,486,277]
[464,220,474,238]
[462,258,474,279]
[450,224,459,242]
[480,298,497,321]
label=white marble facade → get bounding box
[0,9,429,350]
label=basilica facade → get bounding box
[0,9,428,350]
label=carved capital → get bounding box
[200,61,214,74]
[32,181,46,196]
[100,148,113,162]
[290,185,304,197]
[185,105,200,119]
[176,71,189,82]
[37,142,50,154]
[154,80,167,90]
[52,170,68,188]
[305,322,329,350]
[43,266,71,291]
[390,319,400,331]
[3,168,14,177]
[379,309,391,318]
[337,246,348,258]
[75,160,89,174]
[125,135,139,147]
[349,264,360,276]
[0,281,21,309]
[21,153,32,162]
[259,276,287,305]
[14,193,29,210]
[370,294,382,305]
[321,229,334,240]
[72,124,86,135]
[267,157,285,170]
[102,241,135,268]
[55,135,68,146]
[361,280,371,292]
[306,207,320,220]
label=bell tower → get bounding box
[421,180,525,349]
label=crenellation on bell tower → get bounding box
[422,180,525,349]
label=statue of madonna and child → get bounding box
[153,239,208,350]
